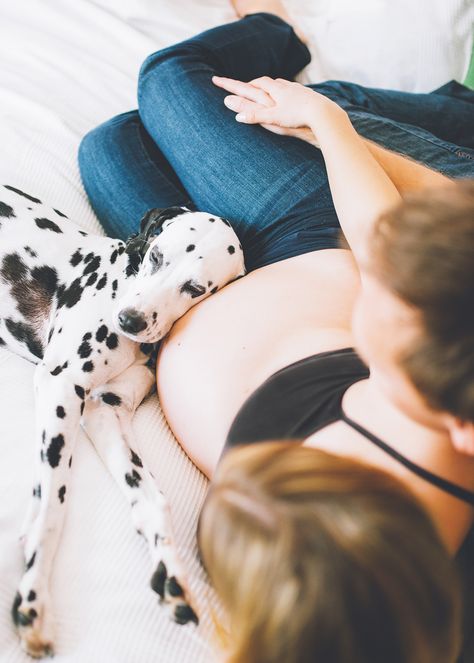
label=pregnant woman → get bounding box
[78,1,474,660]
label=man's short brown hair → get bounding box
[369,178,474,422]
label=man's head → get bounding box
[352,178,474,453]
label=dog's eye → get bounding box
[149,248,164,271]
[180,280,206,298]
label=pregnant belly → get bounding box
[156,248,359,478]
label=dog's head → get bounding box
[115,205,246,342]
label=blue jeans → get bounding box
[78,12,474,272]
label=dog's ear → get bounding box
[139,204,196,239]
[126,204,196,263]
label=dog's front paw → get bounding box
[12,591,54,659]
[151,560,199,626]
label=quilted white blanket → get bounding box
[0,1,472,661]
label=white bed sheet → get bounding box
[0,1,472,661]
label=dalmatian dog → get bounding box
[0,184,246,658]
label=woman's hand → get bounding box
[212,74,344,146]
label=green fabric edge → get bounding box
[463,36,474,89]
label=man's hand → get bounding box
[212,74,344,145]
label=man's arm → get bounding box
[309,107,402,265]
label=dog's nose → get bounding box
[118,308,148,334]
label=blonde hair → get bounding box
[197,441,461,663]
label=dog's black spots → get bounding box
[106,333,118,350]
[0,337,5,346]
[40,449,45,463]
[125,469,141,488]
[220,217,231,227]
[79,230,88,237]
[56,406,66,419]
[210,286,218,294]
[84,252,94,263]
[27,590,36,602]
[75,384,85,399]
[2,255,58,321]
[33,484,41,499]
[80,401,85,415]
[150,561,167,597]
[42,430,46,445]
[5,318,43,358]
[131,499,138,508]
[85,271,98,286]
[47,327,54,343]
[152,311,158,322]
[101,392,121,407]
[130,449,143,468]
[166,576,185,598]
[24,246,37,258]
[70,250,83,267]
[78,340,92,358]
[180,280,206,298]
[150,248,164,272]
[82,361,94,372]
[68,456,73,468]
[1,252,28,281]
[110,249,118,264]
[198,256,203,259]
[208,217,215,223]
[26,551,36,572]
[189,227,196,231]
[207,281,213,287]
[186,244,195,252]
[125,263,136,278]
[50,364,64,376]
[96,274,107,290]
[28,608,38,620]
[11,592,23,627]
[4,185,41,204]
[54,208,68,218]
[118,244,126,255]
[0,201,15,218]
[95,324,108,343]
[83,332,92,341]
[35,217,63,233]
[83,255,101,275]
[47,434,65,468]
[58,485,66,503]
[58,328,62,334]
[112,279,118,291]
[30,265,58,299]
[174,604,199,625]
[227,245,235,254]
[57,278,84,308]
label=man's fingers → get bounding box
[235,106,276,125]
[248,76,285,94]
[212,76,273,106]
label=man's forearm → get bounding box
[308,107,402,264]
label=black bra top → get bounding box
[225,347,474,506]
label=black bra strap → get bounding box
[341,412,474,506]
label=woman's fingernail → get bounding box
[236,113,246,122]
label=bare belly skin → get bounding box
[156,248,359,477]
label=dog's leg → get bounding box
[13,363,84,658]
[81,363,199,625]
